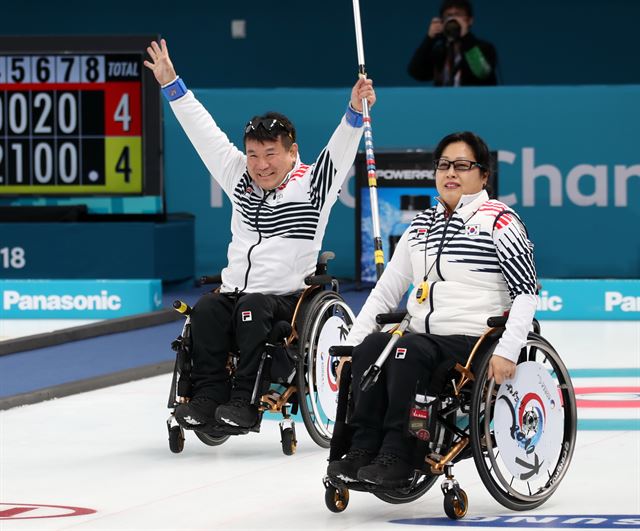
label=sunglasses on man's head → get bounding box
[244,118,290,135]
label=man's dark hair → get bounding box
[439,0,473,17]
[434,131,491,175]
[243,111,296,150]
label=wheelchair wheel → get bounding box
[470,332,577,511]
[443,488,468,519]
[280,427,297,456]
[325,485,349,513]
[168,424,185,454]
[374,473,439,504]
[195,431,230,447]
[296,291,355,448]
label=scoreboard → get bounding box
[0,36,162,197]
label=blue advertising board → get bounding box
[0,279,162,319]
[163,85,640,280]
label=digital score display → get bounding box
[0,36,162,198]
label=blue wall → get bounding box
[163,85,640,280]
[1,0,639,87]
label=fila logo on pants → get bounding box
[242,311,252,322]
[395,347,407,359]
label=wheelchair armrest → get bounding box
[329,345,354,357]
[487,315,508,327]
[305,274,333,286]
[267,320,293,344]
[198,274,222,286]
[376,312,407,325]
[487,315,541,332]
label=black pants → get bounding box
[349,332,479,462]
[189,291,298,403]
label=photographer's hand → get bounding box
[428,17,444,38]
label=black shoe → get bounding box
[175,396,219,430]
[326,448,375,483]
[215,397,259,428]
[357,452,413,487]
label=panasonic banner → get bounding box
[0,280,162,319]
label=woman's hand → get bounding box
[487,355,516,385]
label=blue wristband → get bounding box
[162,77,188,102]
[345,104,364,128]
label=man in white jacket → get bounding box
[144,39,375,430]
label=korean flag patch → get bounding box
[242,311,252,322]
[395,347,407,359]
[465,224,481,237]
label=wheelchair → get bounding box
[324,313,577,520]
[166,251,355,456]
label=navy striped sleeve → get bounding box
[493,213,538,300]
[308,148,336,211]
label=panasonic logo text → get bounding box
[3,290,122,311]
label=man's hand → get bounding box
[144,39,177,86]
[487,355,516,385]
[350,77,376,113]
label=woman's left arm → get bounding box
[490,214,538,383]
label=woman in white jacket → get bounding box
[327,131,538,488]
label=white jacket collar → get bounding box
[436,190,489,216]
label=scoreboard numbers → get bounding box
[0,53,143,194]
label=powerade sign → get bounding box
[0,279,162,319]
[390,515,640,527]
[536,279,640,320]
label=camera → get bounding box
[443,17,462,41]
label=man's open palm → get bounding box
[144,39,177,86]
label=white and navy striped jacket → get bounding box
[347,190,538,361]
[168,90,364,295]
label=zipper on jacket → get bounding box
[424,280,438,333]
[435,213,454,280]
[240,190,272,293]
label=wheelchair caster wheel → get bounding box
[325,485,349,513]
[443,488,468,520]
[168,425,185,454]
[280,427,297,456]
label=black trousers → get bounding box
[349,332,479,462]
[189,291,298,403]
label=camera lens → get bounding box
[443,18,461,40]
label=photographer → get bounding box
[408,0,497,86]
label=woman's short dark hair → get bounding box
[440,0,473,18]
[433,131,491,175]
[243,111,296,149]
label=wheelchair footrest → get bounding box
[196,424,256,437]
[326,473,425,495]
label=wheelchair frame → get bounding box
[166,251,356,456]
[324,316,577,519]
